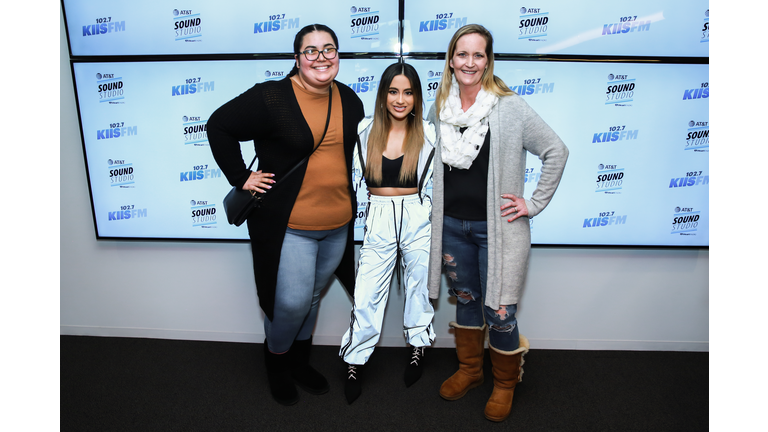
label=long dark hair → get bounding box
[288,24,339,77]
[365,62,425,185]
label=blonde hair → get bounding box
[434,24,514,114]
[366,62,425,185]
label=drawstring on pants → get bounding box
[391,199,405,289]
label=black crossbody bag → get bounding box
[223,84,333,226]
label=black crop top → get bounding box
[365,155,418,188]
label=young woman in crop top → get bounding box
[339,62,436,404]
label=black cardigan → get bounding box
[207,77,364,320]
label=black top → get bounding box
[365,155,418,188]
[444,127,490,221]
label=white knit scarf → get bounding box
[439,75,499,169]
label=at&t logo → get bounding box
[518,7,549,40]
[671,207,700,235]
[108,159,135,188]
[605,74,635,106]
[182,116,208,146]
[264,70,287,82]
[97,73,125,104]
[191,200,217,228]
[350,6,380,39]
[173,9,202,42]
[685,120,709,152]
[595,164,624,194]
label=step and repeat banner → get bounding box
[404,0,709,57]
[64,0,400,55]
[64,0,709,246]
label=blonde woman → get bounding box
[427,24,568,421]
[340,62,436,404]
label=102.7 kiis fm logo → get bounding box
[172,77,214,96]
[173,9,202,42]
[518,7,549,41]
[182,116,207,146]
[685,120,708,152]
[96,73,125,104]
[582,210,627,228]
[669,170,708,189]
[601,14,651,36]
[510,77,554,96]
[592,124,639,144]
[254,13,300,34]
[108,204,147,222]
[107,159,135,188]
[350,6,380,40]
[418,12,467,33]
[180,164,221,182]
[671,206,702,236]
[97,122,137,142]
[82,16,126,37]
[683,81,708,101]
[348,75,378,94]
[605,74,635,106]
[190,200,217,228]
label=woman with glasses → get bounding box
[427,24,568,421]
[339,62,436,404]
[207,24,364,406]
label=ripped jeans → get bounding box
[442,215,520,351]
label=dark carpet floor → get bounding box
[60,336,708,431]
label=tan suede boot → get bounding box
[439,322,487,400]
[484,335,529,422]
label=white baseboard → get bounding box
[61,325,708,352]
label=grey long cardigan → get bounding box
[427,93,569,309]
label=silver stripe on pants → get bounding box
[340,193,435,365]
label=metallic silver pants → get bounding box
[340,193,435,365]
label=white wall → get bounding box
[59,11,708,352]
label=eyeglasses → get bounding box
[300,47,338,61]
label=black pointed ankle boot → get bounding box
[344,363,363,404]
[404,346,426,387]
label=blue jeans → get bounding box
[441,215,519,351]
[264,225,348,354]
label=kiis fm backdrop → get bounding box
[65,0,400,55]
[64,0,709,246]
[403,0,708,56]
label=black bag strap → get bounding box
[246,83,333,187]
[355,135,366,174]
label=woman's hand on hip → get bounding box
[242,170,275,194]
[500,193,528,222]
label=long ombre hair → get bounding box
[365,62,425,185]
[434,24,514,114]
